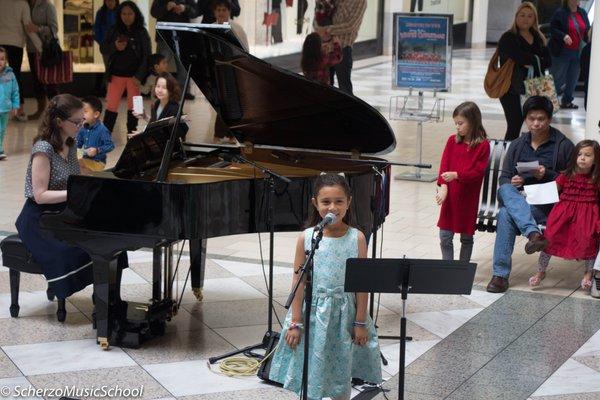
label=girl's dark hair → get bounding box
[156,72,182,103]
[307,173,354,227]
[301,32,323,74]
[98,0,119,26]
[34,94,83,153]
[0,46,6,56]
[452,101,487,148]
[115,1,145,31]
[564,140,600,185]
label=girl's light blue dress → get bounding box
[269,227,382,399]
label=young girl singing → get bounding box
[529,140,600,290]
[269,173,382,400]
[436,102,490,262]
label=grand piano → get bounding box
[40,23,397,349]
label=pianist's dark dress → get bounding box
[15,140,94,299]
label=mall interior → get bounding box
[1,0,600,399]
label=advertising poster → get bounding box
[393,13,453,91]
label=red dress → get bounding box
[437,135,490,235]
[544,173,600,260]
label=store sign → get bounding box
[392,13,453,91]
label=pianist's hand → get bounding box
[115,40,127,51]
[86,147,98,157]
[285,326,302,349]
[435,185,448,205]
[166,1,177,11]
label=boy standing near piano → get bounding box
[76,96,115,171]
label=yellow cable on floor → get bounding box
[208,348,277,377]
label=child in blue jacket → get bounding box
[77,96,115,171]
[0,46,20,160]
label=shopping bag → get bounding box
[522,56,560,113]
[35,51,73,85]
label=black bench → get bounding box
[477,139,511,233]
[0,234,67,322]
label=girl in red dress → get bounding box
[436,102,490,262]
[529,140,600,290]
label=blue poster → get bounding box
[393,14,452,90]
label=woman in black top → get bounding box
[101,1,150,135]
[497,2,551,141]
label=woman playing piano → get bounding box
[16,94,95,300]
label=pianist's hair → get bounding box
[307,173,354,228]
[452,101,487,149]
[34,94,83,153]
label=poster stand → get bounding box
[390,90,445,182]
[391,13,452,182]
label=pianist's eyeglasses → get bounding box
[66,118,85,128]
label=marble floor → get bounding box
[0,47,598,399]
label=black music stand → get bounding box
[345,258,476,400]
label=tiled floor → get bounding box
[0,47,598,399]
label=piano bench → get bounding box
[0,234,67,322]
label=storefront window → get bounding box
[247,0,381,59]
[418,0,470,24]
[63,0,95,63]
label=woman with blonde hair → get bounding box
[497,1,551,140]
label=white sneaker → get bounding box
[0,153,6,160]
[591,272,600,298]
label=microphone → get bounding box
[315,213,336,231]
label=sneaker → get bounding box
[0,153,6,160]
[591,272,600,298]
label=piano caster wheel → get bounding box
[46,287,55,301]
[56,309,66,322]
[192,288,203,301]
[98,337,110,350]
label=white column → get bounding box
[383,0,411,56]
[470,0,488,48]
[585,11,600,139]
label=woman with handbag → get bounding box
[25,0,59,120]
[101,1,150,135]
[497,2,551,141]
[549,0,590,110]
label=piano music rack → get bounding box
[389,91,445,182]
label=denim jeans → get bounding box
[492,184,548,278]
[551,49,581,105]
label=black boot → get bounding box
[104,110,118,134]
[126,110,138,133]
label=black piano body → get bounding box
[40,23,397,349]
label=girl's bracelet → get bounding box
[353,321,367,327]
[289,322,304,330]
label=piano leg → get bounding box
[91,254,121,349]
[189,239,206,301]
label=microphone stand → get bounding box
[209,153,291,364]
[284,228,323,400]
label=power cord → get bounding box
[207,346,277,377]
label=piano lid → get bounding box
[157,22,396,156]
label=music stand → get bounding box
[345,258,476,400]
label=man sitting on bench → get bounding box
[487,96,575,293]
